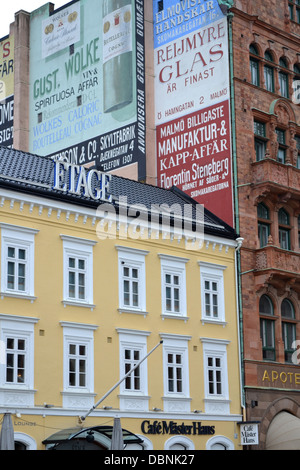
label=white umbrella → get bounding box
[0,413,14,450]
[110,417,124,450]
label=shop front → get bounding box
[6,413,241,450]
[245,362,300,450]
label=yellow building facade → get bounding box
[0,149,243,450]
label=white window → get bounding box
[5,336,26,385]
[159,254,188,319]
[116,246,148,314]
[165,436,195,451]
[0,314,38,407]
[61,235,96,308]
[0,224,39,300]
[167,351,184,393]
[61,322,98,409]
[160,333,191,413]
[124,347,142,391]
[117,328,150,411]
[201,338,230,415]
[206,435,234,450]
[199,262,227,324]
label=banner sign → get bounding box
[154,0,233,226]
[29,0,145,179]
[0,35,14,148]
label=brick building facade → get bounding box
[231,0,300,449]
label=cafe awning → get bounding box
[266,412,300,450]
[42,425,143,450]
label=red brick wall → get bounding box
[231,1,300,386]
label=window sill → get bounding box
[118,393,150,412]
[0,387,36,407]
[201,318,227,327]
[161,313,189,322]
[118,308,148,317]
[163,396,192,413]
[0,292,36,302]
[61,390,96,409]
[62,300,95,310]
[203,397,231,415]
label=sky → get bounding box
[0,0,68,38]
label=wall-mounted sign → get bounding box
[29,0,145,179]
[141,420,215,436]
[262,369,300,388]
[153,0,234,226]
[0,34,14,148]
[239,422,259,446]
[257,364,300,389]
[52,161,112,202]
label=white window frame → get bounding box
[159,254,188,319]
[160,333,191,413]
[61,321,98,409]
[0,314,38,407]
[200,338,230,415]
[199,262,227,324]
[117,328,150,411]
[116,246,148,314]
[0,224,39,300]
[61,235,96,309]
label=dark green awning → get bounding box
[43,425,143,450]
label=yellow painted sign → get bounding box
[262,369,300,387]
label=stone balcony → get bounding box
[254,244,300,296]
[251,159,300,204]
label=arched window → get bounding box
[164,436,195,451]
[281,298,295,318]
[259,295,275,361]
[279,57,289,98]
[278,208,291,250]
[260,294,274,315]
[257,203,270,247]
[264,51,275,92]
[250,44,260,86]
[206,435,235,450]
[281,299,296,363]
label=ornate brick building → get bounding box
[231,0,300,449]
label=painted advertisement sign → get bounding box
[42,2,81,59]
[154,0,233,226]
[0,35,14,148]
[29,0,145,179]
